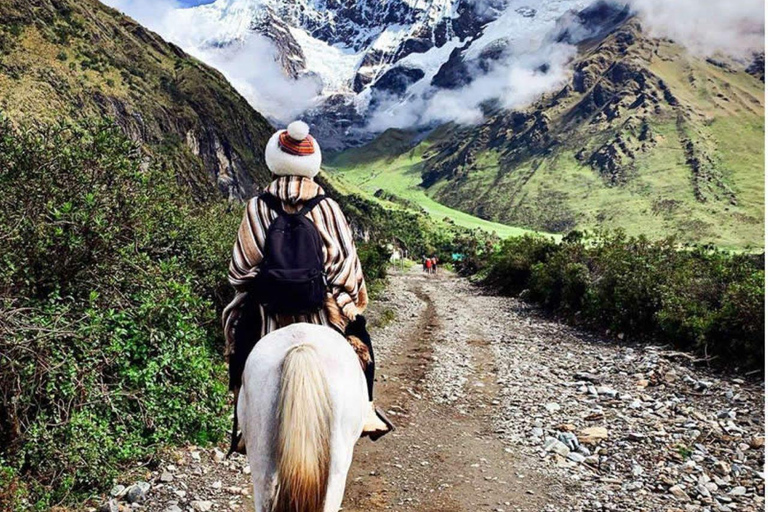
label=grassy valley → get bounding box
[327,134,551,240]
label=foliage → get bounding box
[483,231,765,370]
[0,118,239,509]
[356,242,392,298]
[357,242,392,284]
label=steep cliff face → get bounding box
[0,0,274,201]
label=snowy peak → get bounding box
[178,0,629,148]
[184,0,468,92]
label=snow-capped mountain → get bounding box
[177,0,617,148]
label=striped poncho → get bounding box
[222,176,368,359]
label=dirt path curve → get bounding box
[107,266,764,512]
[342,269,565,511]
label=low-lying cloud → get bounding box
[103,0,181,34]
[629,0,764,58]
[367,42,577,130]
[102,0,320,123]
[184,37,321,122]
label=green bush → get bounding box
[484,235,558,295]
[0,118,238,509]
[358,242,392,285]
[484,231,765,371]
[357,241,392,297]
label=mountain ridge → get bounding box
[0,0,275,200]
[331,17,765,249]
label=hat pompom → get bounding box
[286,120,310,141]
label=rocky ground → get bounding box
[95,266,764,512]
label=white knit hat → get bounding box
[264,121,322,178]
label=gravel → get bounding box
[417,274,765,512]
[95,267,764,512]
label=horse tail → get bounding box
[272,344,332,512]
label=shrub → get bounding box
[484,231,764,371]
[0,118,237,509]
[357,241,392,297]
[484,235,558,295]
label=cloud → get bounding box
[102,0,182,34]
[189,37,322,122]
[101,0,320,123]
[368,43,577,130]
[628,0,764,58]
[367,5,581,131]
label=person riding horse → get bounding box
[222,121,393,454]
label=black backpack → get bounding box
[253,192,328,316]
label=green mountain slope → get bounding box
[326,133,551,239]
[334,20,765,250]
[0,0,274,200]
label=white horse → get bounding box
[238,322,368,512]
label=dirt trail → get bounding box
[343,275,565,511]
[105,266,764,512]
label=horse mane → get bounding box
[272,344,333,512]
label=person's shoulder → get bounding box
[246,193,274,215]
[247,192,267,205]
[318,195,342,211]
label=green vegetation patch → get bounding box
[483,231,765,371]
[0,118,239,509]
[327,141,549,240]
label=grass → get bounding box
[326,143,554,240]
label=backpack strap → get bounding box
[298,194,327,216]
[258,192,285,215]
[259,192,327,216]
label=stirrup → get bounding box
[361,407,395,442]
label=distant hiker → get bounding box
[222,121,393,454]
[431,256,438,274]
[425,257,433,274]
